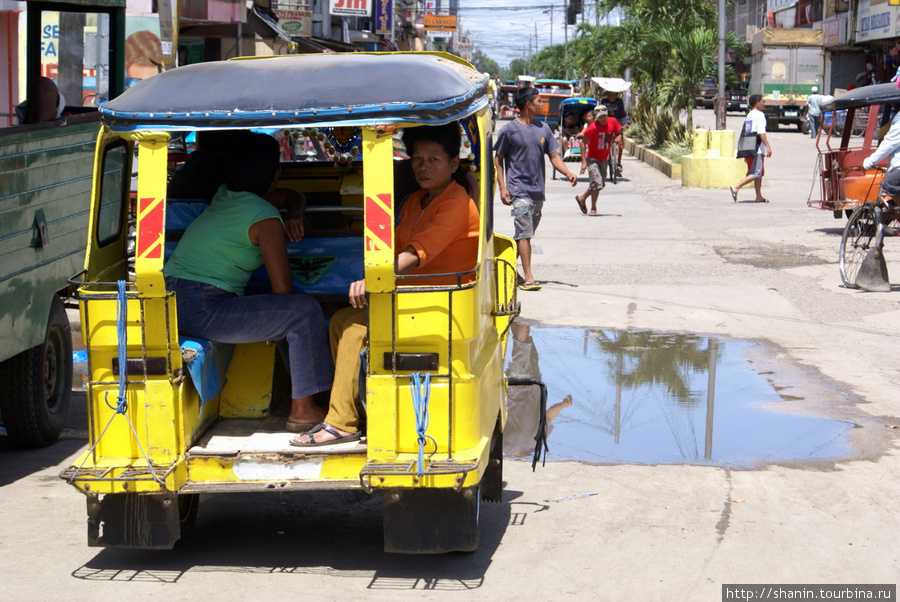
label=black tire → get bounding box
[801,120,811,135]
[0,296,72,447]
[608,142,619,185]
[177,493,200,542]
[481,428,503,502]
[840,203,882,288]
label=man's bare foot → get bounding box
[288,395,326,427]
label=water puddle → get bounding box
[503,324,857,467]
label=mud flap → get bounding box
[87,493,188,549]
[857,247,891,292]
[382,486,480,554]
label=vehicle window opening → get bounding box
[33,9,113,111]
[96,140,129,247]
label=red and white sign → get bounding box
[330,0,371,17]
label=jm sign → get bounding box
[330,0,371,17]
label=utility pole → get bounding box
[563,0,569,79]
[715,0,726,130]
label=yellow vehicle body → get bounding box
[60,52,519,553]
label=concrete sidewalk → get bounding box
[488,123,900,598]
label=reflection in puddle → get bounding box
[504,324,851,466]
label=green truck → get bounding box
[0,0,125,447]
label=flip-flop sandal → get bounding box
[729,187,739,202]
[756,198,770,203]
[290,422,362,447]
[575,195,587,214]
[519,281,542,291]
[588,211,599,216]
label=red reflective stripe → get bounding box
[137,196,163,260]
[365,193,393,251]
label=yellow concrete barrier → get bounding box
[681,128,748,189]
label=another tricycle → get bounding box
[810,83,900,291]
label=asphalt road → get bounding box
[2,110,898,600]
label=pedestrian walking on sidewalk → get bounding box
[806,86,830,139]
[495,86,577,291]
[730,95,772,203]
[575,104,623,216]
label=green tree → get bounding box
[530,45,569,80]
[577,0,744,145]
[471,49,500,77]
[505,58,529,80]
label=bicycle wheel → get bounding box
[608,142,618,185]
[839,203,882,288]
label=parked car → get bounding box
[696,77,717,108]
[725,86,749,113]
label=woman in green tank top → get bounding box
[165,133,333,430]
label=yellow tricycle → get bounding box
[61,52,520,553]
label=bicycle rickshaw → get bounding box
[558,97,597,162]
[59,52,521,553]
[810,82,900,291]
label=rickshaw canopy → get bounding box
[592,77,631,93]
[821,82,900,112]
[99,52,489,132]
[559,97,597,110]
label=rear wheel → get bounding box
[482,428,503,503]
[0,296,72,447]
[608,142,619,185]
[840,203,882,288]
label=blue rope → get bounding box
[410,372,436,477]
[105,280,128,414]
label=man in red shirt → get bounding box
[575,104,623,215]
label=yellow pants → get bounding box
[324,306,367,433]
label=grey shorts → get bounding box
[511,198,543,240]
[586,158,607,191]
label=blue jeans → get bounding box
[166,277,333,399]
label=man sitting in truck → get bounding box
[14,77,66,125]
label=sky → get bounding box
[453,0,622,69]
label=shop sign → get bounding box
[857,0,900,42]
[424,14,456,33]
[823,15,847,46]
[330,0,371,17]
[275,9,313,36]
[374,0,392,35]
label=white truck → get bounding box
[750,28,825,131]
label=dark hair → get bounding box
[748,94,763,109]
[515,86,539,110]
[402,122,472,195]
[225,133,281,196]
